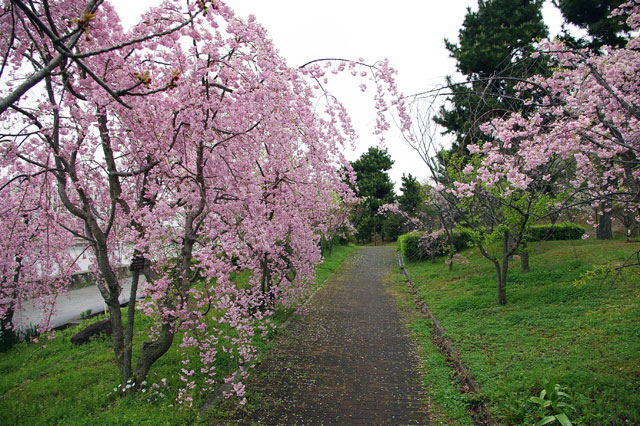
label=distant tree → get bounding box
[556,0,630,49]
[351,147,396,243]
[398,174,424,216]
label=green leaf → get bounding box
[530,396,546,405]
[544,382,555,399]
[535,415,559,426]
[555,413,573,426]
[557,402,575,411]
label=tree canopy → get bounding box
[350,147,397,242]
[0,0,407,402]
[436,0,548,150]
[398,174,424,216]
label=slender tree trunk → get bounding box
[477,238,508,306]
[88,236,127,382]
[497,230,509,305]
[106,295,126,377]
[122,268,140,384]
[520,241,530,273]
[2,262,21,343]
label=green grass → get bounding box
[399,238,640,425]
[385,273,474,425]
[0,244,357,425]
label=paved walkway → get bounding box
[229,246,430,425]
[15,275,144,330]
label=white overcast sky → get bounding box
[111,0,566,191]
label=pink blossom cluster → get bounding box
[418,228,447,258]
[450,1,640,220]
[377,202,423,232]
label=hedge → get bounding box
[527,222,586,241]
[398,228,474,262]
[398,232,427,262]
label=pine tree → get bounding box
[436,0,548,152]
[351,147,396,242]
[557,0,630,49]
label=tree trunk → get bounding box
[477,238,508,306]
[498,230,509,305]
[0,304,17,349]
[128,262,175,385]
[91,239,127,383]
[520,241,530,273]
[122,268,141,384]
[597,205,613,239]
[133,323,174,382]
[71,317,112,345]
[106,296,126,379]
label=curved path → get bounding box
[230,246,430,425]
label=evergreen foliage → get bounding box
[350,147,397,242]
[557,0,630,49]
[436,0,548,151]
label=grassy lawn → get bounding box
[385,271,475,426]
[399,238,640,425]
[0,244,357,425]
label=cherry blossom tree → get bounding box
[0,0,407,403]
[476,1,640,229]
[444,0,640,303]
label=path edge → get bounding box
[397,251,496,426]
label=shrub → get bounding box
[527,223,585,242]
[399,232,428,261]
[399,228,475,262]
[451,228,474,252]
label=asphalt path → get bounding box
[15,275,145,330]
[226,246,430,425]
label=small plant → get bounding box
[112,378,170,404]
[141,378,170,404]
[529,378,574,426]
[80,309,92,319]
[20,323,41,343]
